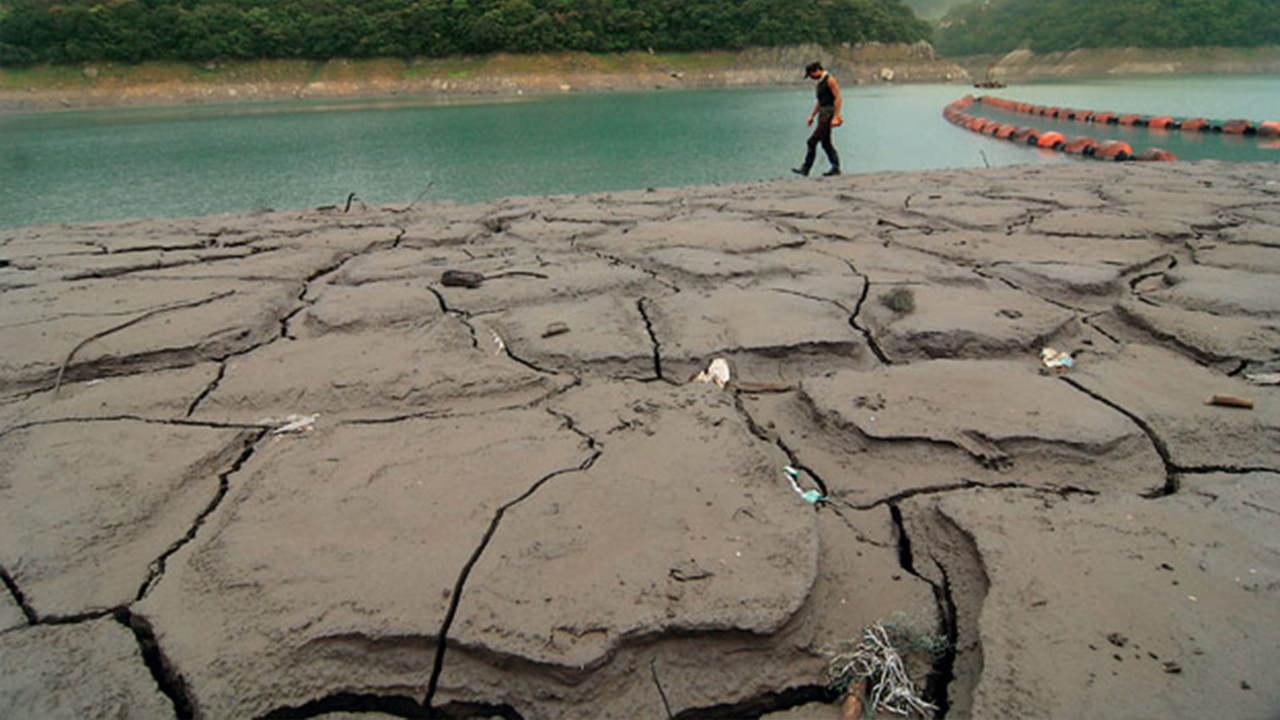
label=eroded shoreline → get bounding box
[1,163,1278,719]
[0,43,966,113]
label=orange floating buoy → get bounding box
[1062,137,1100,155]
[1117,114,1143,126]
[1181,118,1209,131]
[984,122,1004,136]
[1259,121,1280,136]
[995,125,1018,140]
[1092,112,1118,124]
[1135,148,1178,162]
[1013,127,1040,144]
[1096,141,1134,160]
[1074,111,1094,122]
[1037,131,1067,149]
[1147,116,1175,129]
[1222,119,1254,134]
[1046,106,1062,117]
[970,118,990,132]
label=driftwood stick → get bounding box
[1205,394,1254,409]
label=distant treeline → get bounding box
[935,0,1280,56]
[0,0,930,66]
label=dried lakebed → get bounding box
[1,162,1278,719]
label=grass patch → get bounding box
[879,287,916,314]
[0,64,96,90]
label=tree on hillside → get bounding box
[0,0,932,66]
[933,0,1280,56]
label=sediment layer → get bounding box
[0,43,966,112]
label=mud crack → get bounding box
[889,502,991,718]
[422,427,602,710]
[136,428,268,603]
[887,503,955,715]
[184,360,227,417]
[0,566,38,626]
[116,607,196,720]
[730,392,830,497]
[1059,377,1178,497]
[260,692,523,719]
[651,659,675,719]
[54,290,237,392]
[851,478,1098,512]
[811,251,892,366]
[426,286,480,350]
[637,298,666,382]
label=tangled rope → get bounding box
[826,622,938,718]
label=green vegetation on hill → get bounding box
[0,0,929,66]
[935,0,1280,56]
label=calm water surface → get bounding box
[1,75,1277,228]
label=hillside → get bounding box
[0,0,929,66]
[935,0,1280,56]
[901,0,970,21]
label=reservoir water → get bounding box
[1,74,1277,228]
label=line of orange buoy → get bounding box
[973,94,1280,137]
[943,95,1176,162]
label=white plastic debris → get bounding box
[1040,347,1074,372]
[1244,372,1280,386]
[491,330,506,356]
[264,413,319,435]
[694,357,732,389]
[783,465,824,505]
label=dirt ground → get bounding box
[1,162,1278,719]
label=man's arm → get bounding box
[808,101,820,127]
[830,75,843,126]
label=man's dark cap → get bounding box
[805,62,823,77]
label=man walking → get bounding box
[793,61,843,177]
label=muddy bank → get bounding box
[0,43,968,113]
[953,45,1280,82]
[2,163,1279,719]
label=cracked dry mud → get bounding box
[2,162,1278,720]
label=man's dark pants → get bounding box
[800,108,840,174]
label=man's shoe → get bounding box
[791,167,809,176]
[822,168,842,177]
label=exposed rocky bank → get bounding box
[0,43,967,113]
[1,162,1279,719]
[953,45,1280,82]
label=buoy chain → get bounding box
[943,95,1177,163]
[974,95,1280,137]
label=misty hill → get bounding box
[0,0,929,66]
[934,0,1280,56]
[901,0,971,21]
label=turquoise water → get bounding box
[1,75,1277,228]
